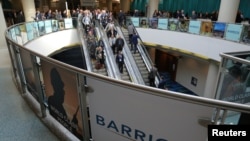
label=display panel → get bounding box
[224,24,243,42]
[212,22,226,38]
[41,60,83,140]
[158,18,168,30]
[188,20,201,34]
[45,20,52,33]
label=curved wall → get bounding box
[137,28,250,62]
[25,29,80,56]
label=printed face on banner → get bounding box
[41,60,83,139]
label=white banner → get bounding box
[87,77,214,141]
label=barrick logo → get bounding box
[96,115,168,141]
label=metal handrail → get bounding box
[5,18,250,119]
[115,27,145,85]
[125,18,160,86]
[95,21,121,80]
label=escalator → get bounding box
[120,27,150,85]
[78,20,116,78]
[95,21,134,82]
[113,26,145,85]
[116,21,160,86]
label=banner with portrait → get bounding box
[178,19,189,32]
[168,18,179,31]
[41,60,83,140]
[52,20,58,32]
[149,18,158,29]
[200,21,213,36]
[139,17,149,28]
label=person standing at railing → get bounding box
[191,11,197,20]
[16,10,25,23]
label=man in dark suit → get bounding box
[116,51,124,73]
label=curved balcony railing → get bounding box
[4,18,250,141]
[127,16,250,45]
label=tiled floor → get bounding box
[0,47,60,141]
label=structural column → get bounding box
[217,0,240,23]
[0,2,7,48]
[120,0,130,13]
[106,0,112,11]
[147,0,159,18]
[21,0,36,22]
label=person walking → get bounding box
[115,36,125,53]
[131,32,139,54]
[127,22,134,46]
[116,51,124,73]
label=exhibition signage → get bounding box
[188,20,201,34]
[225,24,243,42]
[158,18,168,30]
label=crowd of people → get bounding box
[79,9,127,72]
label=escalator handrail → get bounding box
[114,23,145,85]
[95,27,115,78]
[77,20,93,72]
[127,18,160,86]
[96,21,121,80]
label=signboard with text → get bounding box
[188,20,201,34]
[224,24,243,42]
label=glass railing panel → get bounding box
[216,54,250,104]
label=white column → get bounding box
[21,0,36,22]
[106,0,112,11]
[147,0,159,18]
[217,0,240,23]
[120,0,130,13]
[0,2,7,48]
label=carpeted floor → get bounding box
[159,72,198,96]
